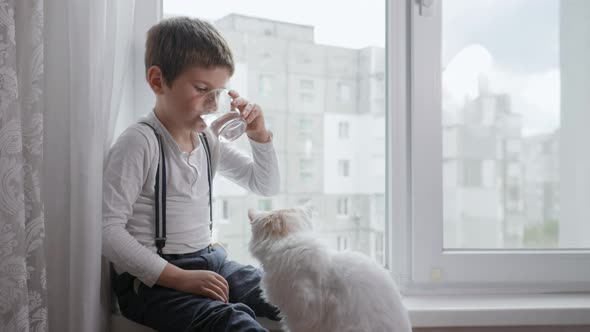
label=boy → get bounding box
[103,17,280,331]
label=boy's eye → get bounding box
[194,86,208,93]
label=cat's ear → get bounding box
[248,208,262,223]
[301,201,313,219]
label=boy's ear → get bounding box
[147,65,165,95]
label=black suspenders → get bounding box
[199,133,214,234]
[140,122,213,256]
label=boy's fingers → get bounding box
[245,107,261,124]
[231,97,248,109]
[212,275,229,298]
[241,103,255,118]
[204,287,226,303]
[228,90,240,99]
[208,283,228,303]
[211,272,229,297]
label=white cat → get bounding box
[248,204,413,332]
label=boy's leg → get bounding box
[114,272,269,332]
[216,256,281,321]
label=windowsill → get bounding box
[404,293,590,327]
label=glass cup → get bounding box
[198,88,247,142]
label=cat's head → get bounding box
[248,202,314,258]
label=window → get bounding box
[338,121,349,139]
[155,0,385,270]
[462,160,482,187]
[300,80,314,90]
[405,0,590,292]
[338,160,350,177]
[337,197,349,216]
[300,80,315,103]
[299,159,313,183]
[337,82,351,102]
[299,118,313,137]
[258,199,272,211]
[297,197,311,206]
[264,116,273,131]
[337,236,348,251]
[300,92,314,103]
[259,75,272,97]
[222,200,229,219]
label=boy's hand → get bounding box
[177,270,229,303]
[157,263,229,302]
[229,90,271,143]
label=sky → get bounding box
[442,0,560,136]
[163,0,386,49]
[164,0,562,136]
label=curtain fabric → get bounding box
[0,0,136,331]
[0,0,47,331]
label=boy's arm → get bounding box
[102,127,167,287]
[217,133,280,197]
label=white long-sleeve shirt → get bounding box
[102,110,280,286]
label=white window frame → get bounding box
[388,0,590,296]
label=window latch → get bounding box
[417,0,435,17]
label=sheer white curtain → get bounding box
[43,0,136,331]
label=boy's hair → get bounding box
[145,16,235,86]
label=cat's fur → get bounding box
[248,204,412,332]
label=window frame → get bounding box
[389,0,590,295]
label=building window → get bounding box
[300,80,315,103]
[338,121,350,139]
[337,236,348,251]
[337,197,349,216]
[258,199,272,211]
[300,92,315,103]
[300,80,314,89]
[259,75,272,97]
[337,82,351,102]
[300,159,313,182]
[297,197,311,206]
[299,118,313,137]
[463,160,482,187]
[265,116,273,131]
[338,160,350,177]
[222,200,229,219]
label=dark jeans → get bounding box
[113,244,280,332]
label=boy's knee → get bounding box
[226,302,256,318]
[191,301,263,331]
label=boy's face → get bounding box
[152,66,231,131]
